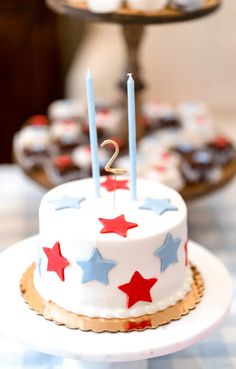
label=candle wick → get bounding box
[113,174,117,210]
[87,68,92,79]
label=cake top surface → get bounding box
[40,177,187,242]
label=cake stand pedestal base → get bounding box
[63,358,147,369]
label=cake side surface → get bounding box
[34,177,190,319]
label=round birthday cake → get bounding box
[21,176,203,332]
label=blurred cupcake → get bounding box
[142,101,180,130]
[177,101,208,123]
[180,148,222,185]
[127,0,168,11]
[144,164,184,190]
[169,0,203,12]
[72,145,110,176]
[207,136,236,165]
[50,119,87,154]
[87,0,122,13]
[140,147,183,190]
[116,148,183,190]
[83,104,124,140]
[48,99,85,121]
[14,117,49,169]
[46,154,83,185]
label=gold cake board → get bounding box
[20,263,204,333]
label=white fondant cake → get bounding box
[35,177,191,319]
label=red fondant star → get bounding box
[43,242,69,281]
[184,240,188,266]
[118,271,158,308]
[99,214,138,238]
[101,176,129,192]
[213,136,230,149]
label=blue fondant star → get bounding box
[139,198,178,215]
[154,233,181,272]
[49,195,85,211]
[192,150,212,164]
[76,249,117,285]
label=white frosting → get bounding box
[144,166,184,191]
[117,137,184,191]
[16,126,49,151]
[72,146,109,169]
[50,121,82,143]
[95,108,123,133]
[87,0,122,13]
[136,145,183,190]
[35,177,190,319]
[48,99,85,121]
[142,102,173,121]
[127,0,168,11]
[76,0,169,12]
[177,101,208,121]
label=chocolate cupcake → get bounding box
[169,0,204,12]
[14,119,50,169]
[180,148,222,184]
[50,119,88,154]
[207,136,236,165]
[47,154,86,185]
[72,145,110,177]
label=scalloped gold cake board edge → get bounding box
[65,0,220,16]
[20,263,204,333]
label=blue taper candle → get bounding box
[127,73,137,200]
[86,69,100,197]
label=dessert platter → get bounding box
[13,100,236,199]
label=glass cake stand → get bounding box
[21,0,232,200]
[0,236,232,369]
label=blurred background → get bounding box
[1,0,235,163]
[0,2,236,367]
[0,0,85,162]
